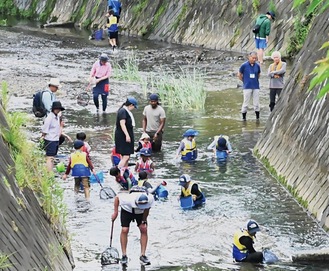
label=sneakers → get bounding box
[121,255,128,265]
[140,255,151,265]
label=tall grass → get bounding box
[111,56,206,109]
[0,82,66,225]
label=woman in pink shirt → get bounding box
[89,53,112,112]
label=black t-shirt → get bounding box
[239,235,256,253]
[181,183,202,198]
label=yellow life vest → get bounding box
[181,138,196,156]
[233,229,254,252]
[138,180,146,187]
[106,16,117,28]
[181,181,202,197]
[71,151,88,167]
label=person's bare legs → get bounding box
[257,48,264,64]
[46,156,54,172]
[121,227,129,256]
[139,224,148,256]
[118,155,130,168]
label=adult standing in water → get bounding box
[115,97,138,168]
[268,51,286,111]
[238,52,261,121]
[142,93,166,152]
[89,53,111,113]
[42,78,61,115]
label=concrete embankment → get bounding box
[0,105,74,270]
[254,12,329,230]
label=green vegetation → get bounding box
[132,0,149,15]
[252,0,261,14]
[152,3,167,30]
[39,0,57,23]
[0,19,7,26]
[294,0,329,98]
[268,0,277,14]
[81,18,92,28]
[0,253,12,269]
[0,81,67,225]
[286,14,312,57]
[229,25,241,47]
[112,55,206,109]
[71,0,88,23]
[237,0,244,16]
[254,149,308,209]
[172,4,188,31]
[0,0,19,17]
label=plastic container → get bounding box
[180,195,195,210]
[90,171,104,183]
[56,162,66,173]
[155,185,168,198]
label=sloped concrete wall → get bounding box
[254,13,329,229]
[13,0,295,54]
[0,107,73,270]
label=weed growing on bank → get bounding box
[0,81,67,226]
[112,54,206,110]
[0,253,12,269]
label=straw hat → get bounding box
[48,78,61,88]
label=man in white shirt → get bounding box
[111,186,155,266]
[42,78,61,115]
[142,93,166,151]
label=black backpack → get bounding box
[32,91,47,118]
[252,18,268,34]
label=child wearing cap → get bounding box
[175,129,199,161]
[135,133,152,152]
[109,166,137,190]
[76,132,92,158]
[179,174,205,206]
[135,148,155,173]
[63,140,96,201]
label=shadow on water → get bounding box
[1,24,328,271]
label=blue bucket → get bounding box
[155,185,168,198]
[90,171,104,183]
[94,29,103,40]
[180,195,195,210]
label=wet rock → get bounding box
[292,249,329,263]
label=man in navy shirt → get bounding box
[238,52,261,121]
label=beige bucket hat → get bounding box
[48,78,61,88]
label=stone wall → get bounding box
[254,13,329,229]
[0,107,73,270]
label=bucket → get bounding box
[155,185,168,198]
[94,29,103,40]
[56,162,66,173]
[180,195,195,210]
[90,171,104,183]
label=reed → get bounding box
[112,53,142,82]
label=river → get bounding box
[0,23,328,271]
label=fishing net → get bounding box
[101,246,120,265]
[100,187,116,199]
[77,92,90,107]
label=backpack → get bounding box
[32,90,47,118]
[252,18,268,34]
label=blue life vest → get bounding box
[216,150,228,160]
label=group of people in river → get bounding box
[39,8,284,265]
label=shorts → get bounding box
[108,31,118,39]
[120,209,143,227]
[44,140,59,157]
[74,177,90,192]
[255,38,267,49]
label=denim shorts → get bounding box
[255,38,267,49]
[44,140,59,156]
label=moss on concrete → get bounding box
[39,0,57,23]
[172,4,188,31]
[253,148,309,209]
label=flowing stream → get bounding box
[1,23,328,271]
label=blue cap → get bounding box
[149,93,159,101]
[127,97,138,109]
[183,129,199,137]
[266,11,276,20]
[247,220,261,234]
[140,148,152,157]
[74,140,84,149]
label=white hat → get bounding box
[132,193,154,209]
[48,78,61,88]
[140,133,150,140]
[179,174,191,186]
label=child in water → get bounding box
[135,148,155,173]
[76,132,91,158]
[135,133,152,152]
[176,129,199,161]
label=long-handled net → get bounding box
[101,221,120,265]
[77,92,90,107]
[92,173,116,199]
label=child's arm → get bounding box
[62,158,72,180]
[135,142,142,152]
[134,162,140,172]
[175,141,185,158]
[86,156,96,175]
[150,162,155,172]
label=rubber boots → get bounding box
[242,112,247,121]
[255,111,260,120]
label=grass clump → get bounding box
[132,0,149,14]
[112,53,142,82]
[268,0,277,14]
[172,4,188,31]
[0,253,12,269]
[0,81,67,225]
[252,0,261,14]
[236,0,244,16]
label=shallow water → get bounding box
[1,23,328,271]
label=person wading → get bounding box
[142,93,166,152]
[238,52,261,121]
